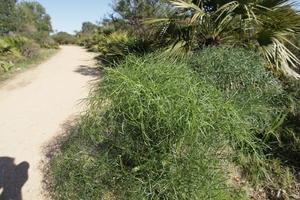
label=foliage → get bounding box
[88,31,154,64]
[20,39,41,58]
[49,52,251,200]
[151,0,300,79]
[0,35,43,74]
[112,0,170,31]
[76,0,172,57]
[76,22,99,46]
[76,19,158,64]
[15,1,52,33]
[188,47,285,129]
[49,48,300,199]
[32,32,59,49]
[0,48,58,81]
[0,36,25,61]
[0,0,56,49]
[186,48,300,197]
[52,32,76,45]
[0,61,14,72]
[0,0,17,34]
[81,22,98,34]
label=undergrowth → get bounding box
[48,48,300,200]
[0,48,58,82]
[49,53,250,200]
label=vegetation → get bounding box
[49,51,250,200]
[46,0,300,199]
[0,0,58,79]
[142,0,300,79]
[0,48,58,81]
[52,32,76,45]
[49,48,300,199]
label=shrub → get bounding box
[84,31,154,65]
[188,47,286,133]
[1,36,44,62]
[0,38,10,54]
[32,32,59,49]
[49,53,252,200]
[49,48,299,199]
[0,36,23,61]
[0,61,14,73]
[52,32,76,45]
[20,40,41,58]
[187,47,299,196]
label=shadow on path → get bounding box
[74,65,102,77]
[0,157,29,200]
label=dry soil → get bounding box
[0,46,98,200]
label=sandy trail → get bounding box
[0,46,98,200]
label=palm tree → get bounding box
[151,0,300,78]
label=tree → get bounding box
[112,0,170,31]
[52,32,76,44]
[15,2,52,34]
[0,0,17,34]
[81,22,98,34]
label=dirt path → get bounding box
[0,46,98,200]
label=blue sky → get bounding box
[23,0,113,34]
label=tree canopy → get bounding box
[0,0,52,35]
[0,0,17,34]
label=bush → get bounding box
[32,32,59,49]
[187,47,299,197]
[84,31,154,65]
[0,38,10,54]
[49,53,253,200]
[49,48,299,199]
[0,36,24,61]
[0,61,14,73]
[20,40,41,58]
[52,32,76,45]
[188,47,286,133]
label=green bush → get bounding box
[52,32,76,45]
[49,48,299,199]
[1,36,42,73]
[49,53,252,200]
[188,47,286,133]
[32,32,59,49]
[20,40,41,58]
[0,36,24,61]
[0,38,10,54]
[84,31,154,65]
[187,47,299,196]
[0,61,14,73]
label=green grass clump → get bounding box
[187,47,299,197]
[48,53,251,200]
[49,48,299,199]
[188,47,286,130]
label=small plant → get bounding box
[0,61,14,73]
